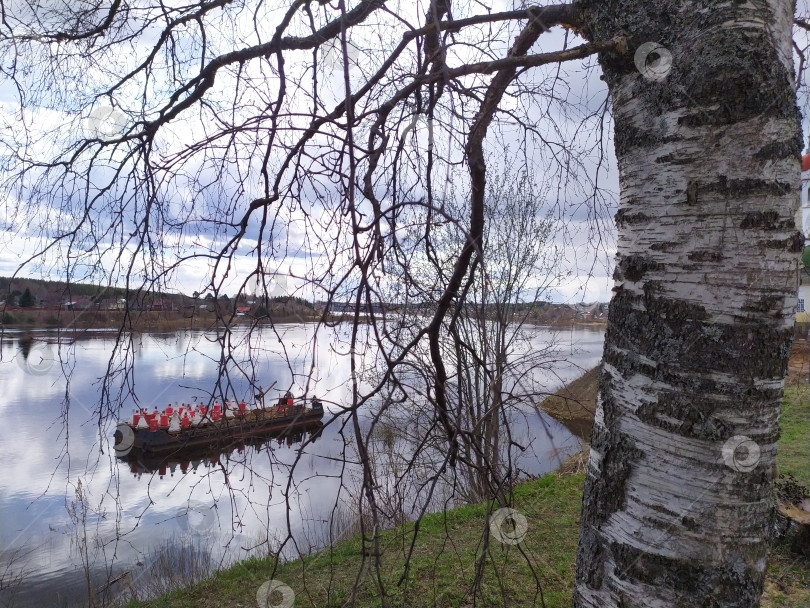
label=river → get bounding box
[0,323,604,607]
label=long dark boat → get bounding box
[113,394,324,458]
[121,419,324,478]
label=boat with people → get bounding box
[121,418,324,479]
[113,391,325,458]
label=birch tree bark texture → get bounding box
[573,1,802,606]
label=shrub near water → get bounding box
[117,539,214,604]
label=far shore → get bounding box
[0,308,323,333]
[0,308,607,334]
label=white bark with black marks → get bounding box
[573,0,802,606]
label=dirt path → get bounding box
[787,339,809,386]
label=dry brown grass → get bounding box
[535,366,599,442]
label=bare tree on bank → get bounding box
[429,170,568,504]
[0,1,808,606]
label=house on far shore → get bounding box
[797,153,810,324]
[100,298,127,311]
[799,270,810,324]
[61,297,92,311]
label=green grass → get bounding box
[121,473,584,608]
[777,385,810,488]
[764,384,810,608]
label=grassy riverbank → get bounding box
[122,473,586,608]
[121,352,809,608]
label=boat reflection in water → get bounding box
[120,420,324,479]
[114,393,325,479]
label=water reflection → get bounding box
[17,333,33,359]
[0,324,604,607]
[122,421,324,478]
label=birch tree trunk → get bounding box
[573,1,802,606]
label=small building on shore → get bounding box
[797,153,810,323]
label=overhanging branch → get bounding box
[127,3,584,139]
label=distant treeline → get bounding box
[0,276,319,318]
[0,276,159,303]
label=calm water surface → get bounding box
[0,324,604,607]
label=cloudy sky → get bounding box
[1,0,808,305]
